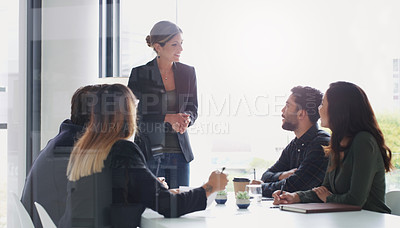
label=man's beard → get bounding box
[282,119,298,131]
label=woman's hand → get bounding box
[272,190,300,205]
[169,188,180,194]
[165,113,190,134]
[202,170,229,198]
[312,186,332,203]
[178,115,190,133]
[157,177,169,189]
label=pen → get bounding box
[221,167,226,173]
[280,180,286,196]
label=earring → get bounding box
[157,55,160,58]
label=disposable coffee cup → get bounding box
[233,178,250,195]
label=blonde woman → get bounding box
[59,84,228,228]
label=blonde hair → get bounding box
[67,84,138,181]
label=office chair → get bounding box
[34,202,57,228]
[10,192,34,228]
[386,190,400,216]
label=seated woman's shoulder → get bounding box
[352,131,379,148]
[354,131,375,141]
[109,140,147,169]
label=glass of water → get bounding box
[246,184,262,203]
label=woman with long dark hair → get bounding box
[272,81,392,213]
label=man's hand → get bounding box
[250,180,264,185]
[279,168,298,180]
[312,186,332,203]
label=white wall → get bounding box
[7,0,26,226]
[40,0,131,148]
[41,0,100,147]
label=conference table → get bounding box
[141,194,400,228]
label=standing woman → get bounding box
[272,81,392,213]
[128,21,198,188]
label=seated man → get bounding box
[21,85,101,228]
[251,86,330,197]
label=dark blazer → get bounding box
[58,140,207,228]
[128,58,198,162]
[21,119,83,228]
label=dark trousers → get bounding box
[147,153,190,189]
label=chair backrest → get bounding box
[386,190,400,216]
[10,192,35,228]
[60,159,113,228]
[35,202,57,228]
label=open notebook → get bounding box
[280,203,362,213]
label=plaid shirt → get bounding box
[261,124,330,197]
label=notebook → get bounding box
[279,203,362,213]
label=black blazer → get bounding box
[58,140,206,228]
[128,58,198,162]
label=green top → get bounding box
[297,131,391,213]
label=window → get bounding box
[394,59,399,72]
[99,0,120,77]
[119,0,400,190]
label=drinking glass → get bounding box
[246,184,262,203]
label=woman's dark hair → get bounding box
[70,85,103,126]
[290,86,323,123]
[325,81,392,172]
[145,21,182,52]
